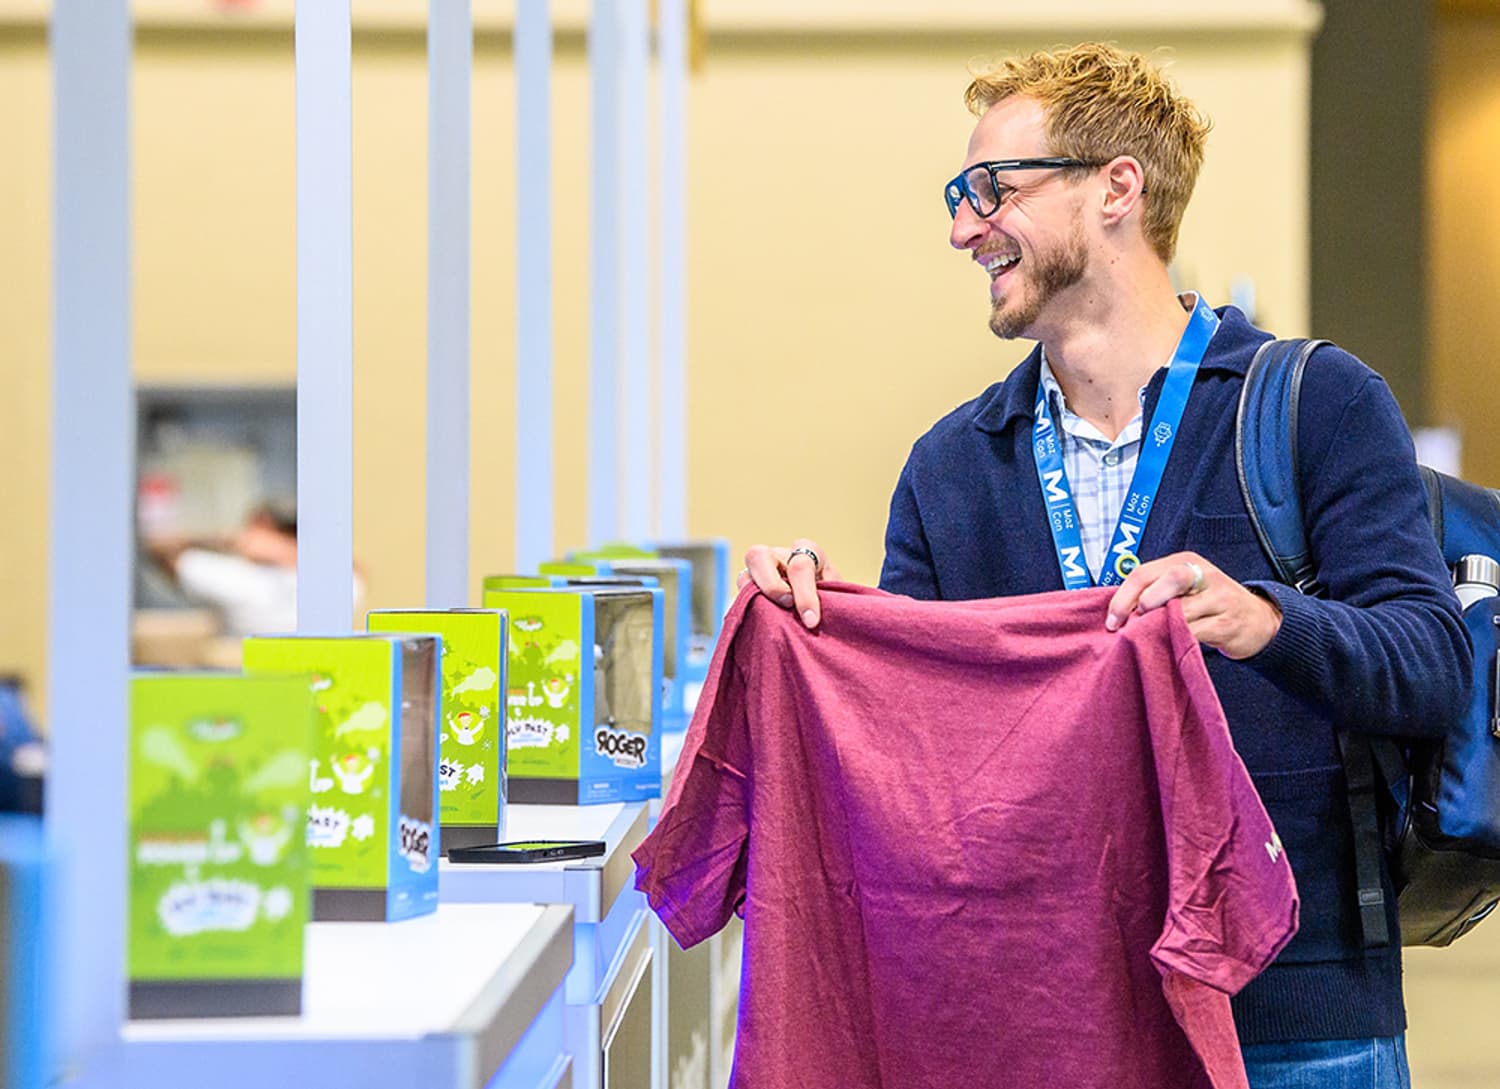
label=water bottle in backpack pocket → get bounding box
[1391,558,1500,945]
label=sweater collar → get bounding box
[969,303,1264,435]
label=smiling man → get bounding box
[742,43,1470,1088]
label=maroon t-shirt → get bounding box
[635,583,1298,1089]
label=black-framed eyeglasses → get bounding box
[943,157,1103,219]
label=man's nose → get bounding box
[949,200,986,251]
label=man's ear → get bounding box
[1098,156,1147,227]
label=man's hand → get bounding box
[738,538,841,629]
[1105,551,1282,660]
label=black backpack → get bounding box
[1236,338,1500,947]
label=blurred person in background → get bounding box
[0,676,45,814]
[145,502,327,636]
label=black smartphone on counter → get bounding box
[446,839,607,864]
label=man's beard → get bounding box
[988,222,1088,340]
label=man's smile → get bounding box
[983,253,1020,277]
[977,247,1022,297]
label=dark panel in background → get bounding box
[1310,0,1430,424]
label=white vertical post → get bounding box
[427,1,472,607]
[618,0,651,542]
[47,0,132,1071]
[588,0,621,546]
[295,3,355,632]
[515,0,554,573]
[657,0,688,539]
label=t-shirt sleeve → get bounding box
[1149,607,1300,995]
[633,590,756,949]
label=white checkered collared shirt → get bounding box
[1035,358,1146,584]
[1034,293,1202,583]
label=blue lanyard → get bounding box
[1032,295,1220,589]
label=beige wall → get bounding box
[0,5,1318,720]
[0,27,51,715]
[1430,11,1500,487]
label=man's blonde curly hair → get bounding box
[964,43,1211,264]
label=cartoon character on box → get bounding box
[450,706,488,746]
[238,810,294,866]
[331,751,375,795]
[544,676,572,709]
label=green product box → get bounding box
[652,539,733,711]
[241,634,440,922]
[573,552,693,731]
[128,672,315,1019]
[587,542,656,560]
[589,539,735,713]
[538,560,615,578]
[366,609,508,852]
[482,574,566,592]
[478,586,663,805]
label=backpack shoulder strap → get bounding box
[1335,732,1395,949]
[1234,336,1392,949]
[1235,338,1329,596]
[1418,464,1445,549]
[1419,463,1500,566]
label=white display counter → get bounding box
[441,803,654,1089]
[91,902,573,1089]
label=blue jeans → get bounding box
[1241,1036,1410,1089]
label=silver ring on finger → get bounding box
[787,546,822,576]
[1183,560,1207,595]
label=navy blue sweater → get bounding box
[878,305,1472,1043]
